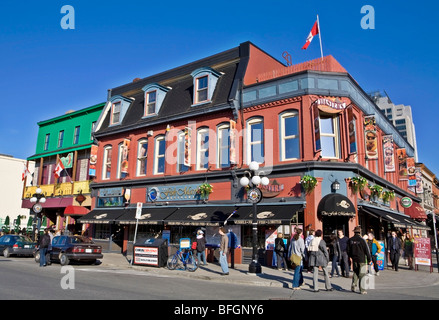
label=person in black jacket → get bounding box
[347,226,372,294]
[38,229,51,267]
[196,230,207,266]
[387,231,402,271]
[274,232,287,270]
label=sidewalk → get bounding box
[99,253,439,291]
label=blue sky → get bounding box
[1,0,438,176]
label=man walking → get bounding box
[387,231,402,271]
[219,227,229,275]
[347,226,372,294]
[38,229,51,267]
[337,229,350,278]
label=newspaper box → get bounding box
[133,238,168,267]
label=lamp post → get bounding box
[239,161,269,274]
[29,187,46,240]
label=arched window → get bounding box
[154,135,166,174]
[136,139,148,176]
[217,123,230,168]
[102,145,112,180]
[196,128,209,170]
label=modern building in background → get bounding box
[21,102,105,234]
[370,91,419,161]
[0,154,35,231]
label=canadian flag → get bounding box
[54,160,65,179]
[302,20,319,50]
[22,165,31,181]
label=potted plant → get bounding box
[196,183,213,201]
[382,190,395,203]
[300,175,318,194]
[368,184,383,200]
[350,176,368,193]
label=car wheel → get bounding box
[35,251,40,263]
[59,253,70,266]
[45,253,52,265]
[3,248,10,258]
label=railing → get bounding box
[23,180,91,199]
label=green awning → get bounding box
[27,143,93,161]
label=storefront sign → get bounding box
[383,135,395,172]
[364,116,378,159]
[147,184,201,202]
[400,197,413,208]
[414,237,432,267]
[397,148,408,181]
[314,98,347,113]
[99,187,124,197]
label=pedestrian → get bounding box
[347,226,372,294]
[366,231,382,275]
[274,232,287,270]
[288,228,305,290]
[218,227,229,275]
[337,229,350,278]
[304,229,314,273]
[196,230,208,266]
[308,229,333,292]
[38,229,51,267]
[329,234,341,278]
[403,233,414,270]
[387,230,402,271]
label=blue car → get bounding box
[35,235,103,266]
[0,234,37,258]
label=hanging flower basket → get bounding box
[368,184,383,200]
[300,175,318,194]
[382,190,395,203]
[350,176,368,193]
[196,183,213,199]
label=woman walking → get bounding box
[288,228,305,290]
[274,232,287,270]
[308,230,333,292]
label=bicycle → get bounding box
[167,239,199,272]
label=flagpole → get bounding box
[317,14,324,61]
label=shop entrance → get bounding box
[322,215,350,242]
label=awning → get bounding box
[404,202,428,220]
[78,208,126,224]
[22,197,73,209]
[64,205,90,216]
[317,193,356,217]
[116,207,178,225]
[164,206,238,226]
[232,204,303,225]
[360,206,429,230]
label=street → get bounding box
[1,255,439,302]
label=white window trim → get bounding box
[102,146,112,180]
[217,123,230,168]
[154,135,165,175]
[116,143,124,179]
[246,118,264,165]
[111,102,121,125]
[280,111,299,161]
[195,75,209,104]
[320,115,340,159]
[145,90,157,116]
[136,139,148,177]
[196,128,209,171]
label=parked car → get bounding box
[0,234,37,258]
[35,235,103,266]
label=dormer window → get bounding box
[191,67,221,106]
[111,102,121,125]
[142,83,170,117]
[108,95,133,127]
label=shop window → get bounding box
[280,111,300,161]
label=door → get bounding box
[322,216,350,243]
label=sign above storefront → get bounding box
[313,98,347,114]
[400,197,413,208]
[147,184,199,202]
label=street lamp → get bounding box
[239,161,270,274]
[29,187,46,240]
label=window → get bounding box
[73,126,80,145]
[154,135,166,174]
[196,76,208,103]
[280,111,300,160]
[137,139,148,176]
[320,115,340,159]
[247,118,264,164]
[197,128,209,170]
[217,124,230,168]
[57,130,64,148]
[111,102,121,125]
[177,132,190,172]
[44,134,50,151]
[102,146,112,180]
[145,90,157,116]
